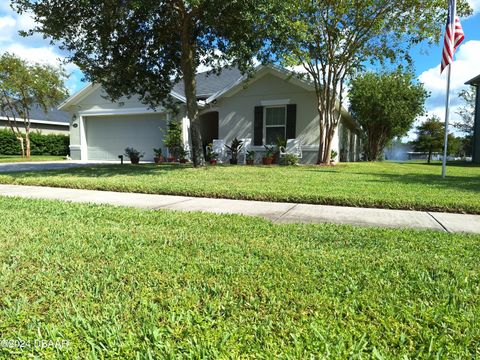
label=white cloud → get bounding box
[0,6,84,93]
[411,40,480,140]
[467,0,480,14]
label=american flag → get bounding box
[441,0,465,74]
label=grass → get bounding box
[0,161,478,214]
[0,155,65,163]
[0,197,479,358]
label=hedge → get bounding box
[0,129,69,156]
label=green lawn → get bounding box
[0,197,478,358]
[0,161,478,213]
[0,155,65,163]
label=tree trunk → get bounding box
[25,127,31,159]
[17,136,25,158]
[180,15,204,167]
[428,148,432,164]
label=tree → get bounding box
[412,116,452,164]
[13,0,268,167]
[454,86,475,157]
[266,0,471,164]
[0,53,68,159]
[349,70,427,161]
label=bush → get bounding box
[283,153,299,165]
[0,129,69,156]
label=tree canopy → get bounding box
[349,70,427,161]
[12,0,269,166]
[265,0,471,164]
[412,116,457,164]
[0,52,68,158]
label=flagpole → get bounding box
[441,63,451,178]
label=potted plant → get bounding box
[124,147,144,164]
[153,148,164,164]
[206,145,219,165]
[225,137,243,165]
[246,150,255,165]
[263,145,275,165]
[163,120,183,162]
[330,150,338,165]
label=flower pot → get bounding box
[179,159,188,164]
[209,159,217,165]
[154,156,164,164]
[262,157,273,165]
[246,159,254,165]
[167,156,176,162]
[130,157,140,164]
[229,159,238,165]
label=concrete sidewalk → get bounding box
[0,184,478,234]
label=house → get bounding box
[0,103,69,135]
[466,74,480,164]
[60,65,362,163]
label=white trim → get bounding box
[78,107,165,117]
[260,99,290,106]
[58,83,102,110]
[79,115,87,161]
[69,145,81,150]
[205,65,315,104]
[263,105,287,145]
[59,83,187,111]
[0,116,69,127]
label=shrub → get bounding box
[283,153,299,165]
[0,129,69,156]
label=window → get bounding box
[265,106,286,145]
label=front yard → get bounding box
[0,161,478,213]
[0,197,479,358]
[0,155,65,163]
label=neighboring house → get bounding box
[60,65,361,163]
[466,74,480,164]
[0,103,69,135]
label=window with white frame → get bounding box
[265,106,286,145]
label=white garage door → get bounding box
[86,114,167,161]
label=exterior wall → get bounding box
[215,73,345,163]
[338,118,361,162]
[66,86,181,161]
[0,121,69,135]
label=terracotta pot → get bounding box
[209,159,217,165]
[130,157,140,164]
[167,156,176,162]
[179,159,188,163]
[262,157,273,165]
[246,159,254,165]
[154,156,164,164]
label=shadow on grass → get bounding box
[2,164,195,178]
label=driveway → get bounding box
[0,161,92,173]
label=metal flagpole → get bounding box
[442,0,456,179]
[441,63,451,178]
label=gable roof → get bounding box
[172,67,243,99]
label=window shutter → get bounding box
[286,104,297,139]
[254,106,263,146]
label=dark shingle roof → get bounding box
[0,102,69,123]
[466,74,480,86]
[172,67,243,99]
[28,103,69,123]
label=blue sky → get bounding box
[0,0,479,129]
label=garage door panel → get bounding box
[86,114,167,161]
